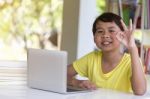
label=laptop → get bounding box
[27,48,90,94]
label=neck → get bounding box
[102,49,123,64]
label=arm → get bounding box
[67,64,77,86]
[116,19,147,95]
[67,64,97,89]
[129,44,147,95]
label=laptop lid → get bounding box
[27,48,68,93]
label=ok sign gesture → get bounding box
[116,19,136,50]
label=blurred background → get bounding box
[0,0,106,61]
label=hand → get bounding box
[116,19,136,50]
[78,80,97,90]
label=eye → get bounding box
[96,30,103,34]
[109,30,115,33]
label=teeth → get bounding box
[103,42,110,45]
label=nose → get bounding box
[102,32,110,38]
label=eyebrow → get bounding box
[96,26,116,30]
[107,26,116,29]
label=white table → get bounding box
[0,85,150,99]
[0,75,149,99]
[0,61,149,99]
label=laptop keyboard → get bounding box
[67,88,82,92]
[67,86,86,92]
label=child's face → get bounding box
[94,21,122,52]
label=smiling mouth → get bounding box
[101,41,112,46]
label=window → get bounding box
[0,0,63,86]
[0,0,63,61]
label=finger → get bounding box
[90,84,97,90]
[84,81,93,89]
[116,32,121,41]
[116,32,124,41]
[120,20,128,31]
[87,82,96,89]
[79,83,87,89]
[129,19,132,31]
[79,80,91,89]
[129,19,135,35]
[80,81,96,90]
[85,83,96,90]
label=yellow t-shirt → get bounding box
[73,50,132,93]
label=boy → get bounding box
[67,12,146,95]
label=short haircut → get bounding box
[92,12,124,35]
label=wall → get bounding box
[60,0,98,64]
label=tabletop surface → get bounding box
[0,85,150,99]
[0,64,150,99]
[0,75,149,99]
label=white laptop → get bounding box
[27,48,90,94]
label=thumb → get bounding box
[116,32,122,42]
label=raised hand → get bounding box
[116,19,136,50]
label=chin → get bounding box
[101,48,113,52]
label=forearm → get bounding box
[67,64,78,86]
[129,46,147,95]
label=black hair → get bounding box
[92,12,124,35]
